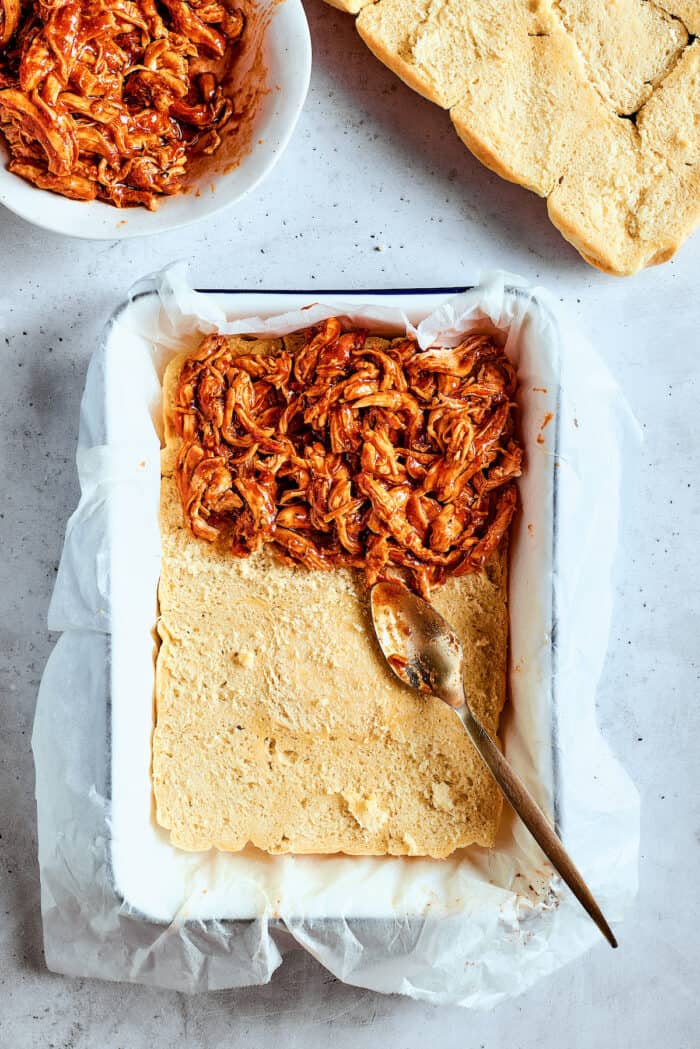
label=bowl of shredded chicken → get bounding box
[0,0,310,237]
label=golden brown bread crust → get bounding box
[153,340,510,857]
[348,0,700,275]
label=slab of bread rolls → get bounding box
[326,0,700,275]
[153,343,509,858]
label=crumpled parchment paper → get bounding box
[33,265,640,1007]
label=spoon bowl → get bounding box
[369,581,465,706]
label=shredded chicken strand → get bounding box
[174,321,524,598]
[0,0,244,208]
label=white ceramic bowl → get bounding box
[0,0,311,240]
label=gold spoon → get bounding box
[370,580,618,949]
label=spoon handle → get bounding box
[456,704,618,949]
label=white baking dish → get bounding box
[99,285,560,924]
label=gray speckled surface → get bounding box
[1,3,699,1046]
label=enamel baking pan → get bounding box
[94,286,560,926]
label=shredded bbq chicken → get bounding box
[0,0,244,208]
[174,320,523,598]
